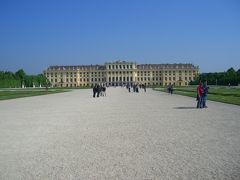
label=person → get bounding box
[167,83,171,94]
[133,84,136,92]
[127,84,131,92]
[136,84,139,93]
[202,80,209,108]
[196,82,204,108]
[143,84,146,92]
[170,84,173,95]
[93,84,97,98]
[102,86,106,96]
[93,84,96,98]
[96,84,101,97]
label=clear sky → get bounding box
[0,0,240,74]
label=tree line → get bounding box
[0,69,49,88]
[190,68,240,86]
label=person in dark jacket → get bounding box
[202,80,209,108]
[93,84,97,98]
[96,84,101,97]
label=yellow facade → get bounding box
[43,60,198,87]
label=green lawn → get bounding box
[154,86,240,106]
[0,88,69,100]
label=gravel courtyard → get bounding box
[0,87,239,180]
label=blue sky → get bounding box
[0,0,239,74]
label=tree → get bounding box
[15,69,26,80]
[190,67,240,86]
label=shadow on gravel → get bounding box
[174,107,196,109]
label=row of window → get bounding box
[50,76,194,83]
[108,64,133,70]
[55,81,188,87]
[45,70,196,77]
[109,77,133,82]
[58,82,188,87]
[50,78,105,83]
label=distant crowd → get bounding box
[91,81,210,109]
[92,84,106,98]
[126,83,146,93]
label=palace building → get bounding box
[43,60,199,87]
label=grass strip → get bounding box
[0,89,69,100]
[154,87,240,106]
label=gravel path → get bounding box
[0,87,240,180]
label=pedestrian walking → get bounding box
[170,84,173,95]
[96,84,101,97]
[93,84,97,98]
[202,80,209,108]
[143,84,146,92]
[196,82,204,108]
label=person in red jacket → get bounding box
[197,82,204,108]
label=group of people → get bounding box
[126,83,146,93]
[196,80,209,108]
[92,81,210,109]
[92,84,106,98]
